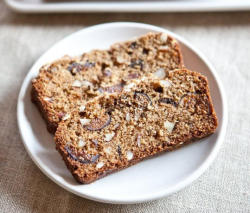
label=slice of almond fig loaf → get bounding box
[31,32,183,133]
[54,69,218,184]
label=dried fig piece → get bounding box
[117,145,122,157]
[134,92,152,107]
[68,61,95,75]
[86,113,111,131]
[129,42,138,49]
[99,83,124,93]
[159,98,178,107]
[65,146,100,164]
[89,154,100,163]
[103,69,112,77]
[130,59,144,71]
[127,73,140,79]
[78,154,99,164]
[84,60,95,68]
[65,146,78,161]
[67,62,83,75]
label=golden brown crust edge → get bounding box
[189,70,218,137]
[172,38,185,69]
[31,84,58,133]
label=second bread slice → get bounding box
[31,32,183,133]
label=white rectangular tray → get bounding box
[5,0,250,13]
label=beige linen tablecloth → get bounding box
[0,1,249,212]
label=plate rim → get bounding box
[17,22,228,204]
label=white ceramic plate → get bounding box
[5,0,250,13]
[17,22,228,204]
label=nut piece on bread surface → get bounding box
[31,32,183,133]
[54,69,218,184]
